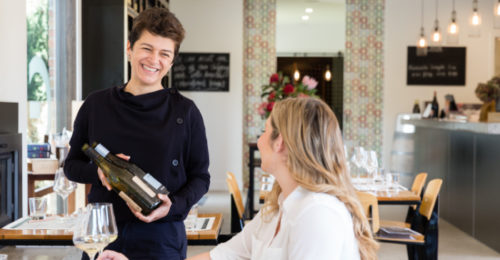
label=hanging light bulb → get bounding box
[431,0,442,46]
[293,63,300,82]
[447,0,459,44]
[418,27,427,48]
[494,0,500,28]
[470,0,481,37]
[324,65,332,82]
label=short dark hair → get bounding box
[129,8,185,58]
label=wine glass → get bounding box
[73,203,116,260]
[351,147,367,179]
[365,150,379,181]
[97,203,118,254]
[53,167,77,218]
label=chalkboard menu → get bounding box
[407,46,466,86]
[171,53,230,91]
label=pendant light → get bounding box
[447,0,459,44]
[417,0,428,56]
[324,65,332,82]
[470,0,481,37]
[293,63,300,82]
[431,0,442,46]
[494,0,500,28]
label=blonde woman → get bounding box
[99,97,377,260]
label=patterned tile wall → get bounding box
[344,0,384,157]
[243,0,276,188]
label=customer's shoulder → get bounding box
[290,188,350,221]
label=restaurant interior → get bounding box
[2,0,500,259]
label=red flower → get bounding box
[283,84,294,95]
[268,91,276,101]
[266,102,275,112]
[270,73,279,83]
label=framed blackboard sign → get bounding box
[407,46,466,86]
[171,52,230,91]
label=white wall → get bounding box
[384,0,497,169]
[0,0,28,215]
[170,0,243,191]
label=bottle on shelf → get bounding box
[431,91,439,118]
[412,100,421,114]
[82,143,167,215]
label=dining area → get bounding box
[5,0,500,259]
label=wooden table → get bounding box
[260,179,421,205]
[0,213,223,246]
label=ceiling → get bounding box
[277,0,345,25]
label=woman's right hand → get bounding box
[97,250,128,260]
[97,153,131,191]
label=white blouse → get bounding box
[210,186,360,260]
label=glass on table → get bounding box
[53,167,77,219]
[29,197,47,220]
[392,173,400,191]
[185,204,199,230]
[73,203,117,260]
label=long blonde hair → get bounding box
[261,97,378,259]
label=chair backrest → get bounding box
[411,172,428,197]
[356,191,380,233]
[226,172,245,219]
[418,179,443,220]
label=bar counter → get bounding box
[405,119,500,253]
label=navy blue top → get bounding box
[64,85,210,224]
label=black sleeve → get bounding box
[167,104,210,218]
[64,100,100,185]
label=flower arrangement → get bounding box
[257,72,318,118]
[475,76,500,103]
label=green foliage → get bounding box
[27,0,48,101]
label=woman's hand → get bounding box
[97,250,128,260]
[126,193,172,223]
[97,153,131,190]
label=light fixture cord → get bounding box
[435,0,438,20]
[421,0,424,27]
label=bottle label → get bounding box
[143,173,162,190]
[95,144,110,157]
[132,176,156,198]
[118,191,142,213]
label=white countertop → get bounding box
[404,119,500,135]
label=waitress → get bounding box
[65,7,210,259]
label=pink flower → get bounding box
[258,102,268,116]
[302,76,318,90]
[270,73,279,84]
[283,84,294,95]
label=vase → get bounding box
[480,100,496,122]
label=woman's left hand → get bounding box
[127,193,172,223]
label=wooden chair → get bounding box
[376,178,443,260]
[356,191,380,234]
[226,171,247,233]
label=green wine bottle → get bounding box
[91,142,169,196]
[82,143,162,215]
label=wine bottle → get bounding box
[81,143,162,215]
[412,100,421,114]
[91,142,169,196]
[431,91,439,118]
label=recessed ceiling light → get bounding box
[302,15,309,21]
[305,8,313,13]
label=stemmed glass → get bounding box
[98,203,118,254]
[53,167,77,219]
[73,203,117,260]
[365,150,379,181]
[351,147,367,179]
